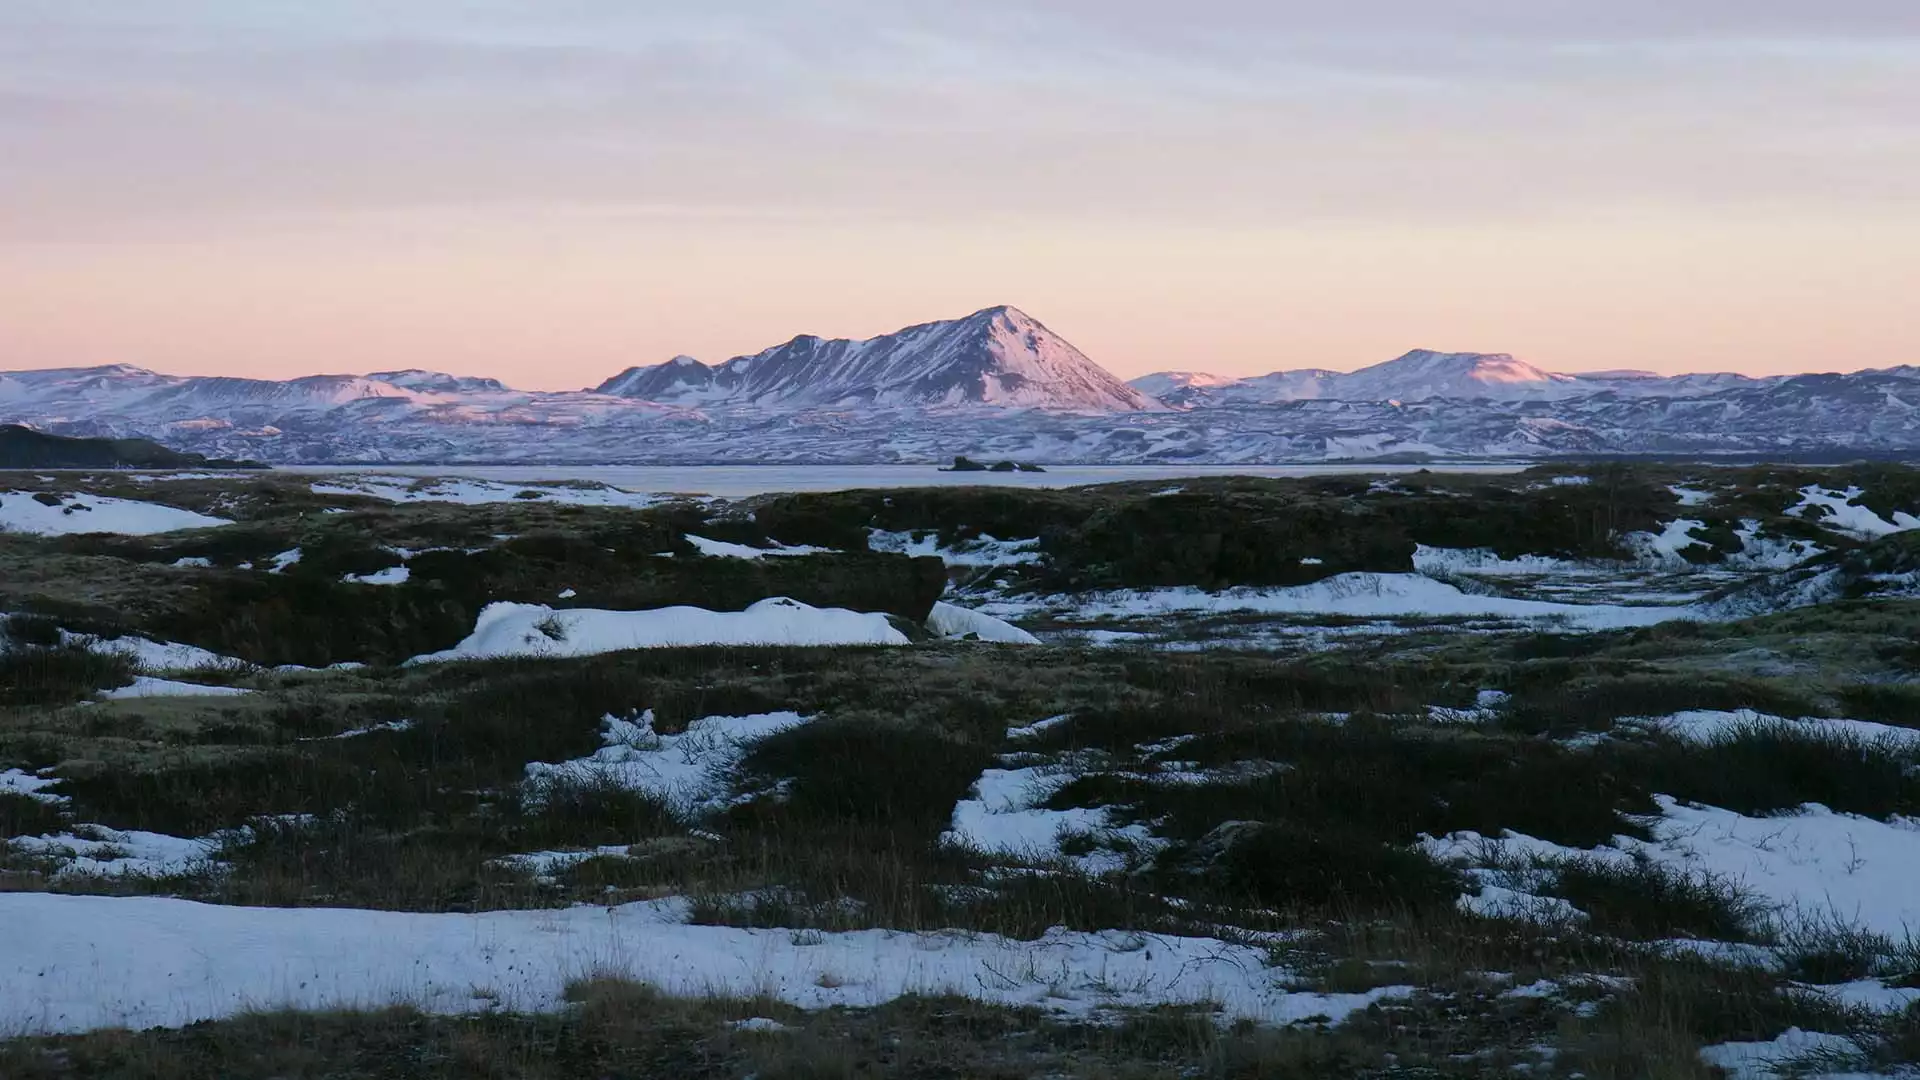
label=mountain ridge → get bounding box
[1129,350,1787,407]
[2,305,1917,464]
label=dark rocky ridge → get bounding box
[0,425,262,470]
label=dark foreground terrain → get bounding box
[4,464,1920,1078]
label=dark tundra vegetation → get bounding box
[3,463,1920,1078]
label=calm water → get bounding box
[281,463,1525,498]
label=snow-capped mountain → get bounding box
[1127,371,1242,398]
[1333,350,1577,401]
[2,308,1917,464]
[1134,369,1341,409]
[366,370,510,394]
[1131,350,1580,406]
[1129,351,1769,407]
[596,306,1159,412]
[596,357,710,400]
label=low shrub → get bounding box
[0,645,132,706]
[1548,855,1766,942]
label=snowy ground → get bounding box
[524,710,809,817]
[0,893,1404,1036]
[407,598,912,662]
[1424,796,1920,946]
[980,571,1705,645]
[0,490,231,535]
[96,676,253,700]
[9,466,1920,1073]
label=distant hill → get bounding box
[0,425,263,470]
[1128,351,1765,407]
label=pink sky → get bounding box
[2,2,1916,390]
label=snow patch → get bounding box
[1625,709,1920,751]
[1425,797,1920,941]
[1699,1028,1864,1080]
[1412,545,1579,577]
[1729,520,1825,570]
[942,763,1154,873]
[1052,573,1693,630]
[97,676,253,701]
[1459,885,1587,923]
[1007,715,1072,741]
[0,492,231,537]
[6,827,219,881]
[492,846,636,883]
[0,892,1409,1034]
[343,565,410,586]
[926,602,1040,644]
[523,710,808,817]
[64,631,247,675]
[869,529,1042,567]
[409,598,911,663]
[1792,486,1920,540]
[0,769,63,803]
[685,534,833,559]
[1624,519,1706,565]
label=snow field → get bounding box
[0,894,1415,1035]
[0,491,231,536]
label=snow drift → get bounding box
[408,598,911,663]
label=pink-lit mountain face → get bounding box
[596,306,1159,412]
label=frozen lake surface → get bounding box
[281,463,1523,498]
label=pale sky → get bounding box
[2,1,1916,389]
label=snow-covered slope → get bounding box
[1135,351,1595,407]
[596,306,1158,412]
[1132,352,1780,408]
[1333,350,1577,402]
[365,370,509,394]
[1133,369,1340,408]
